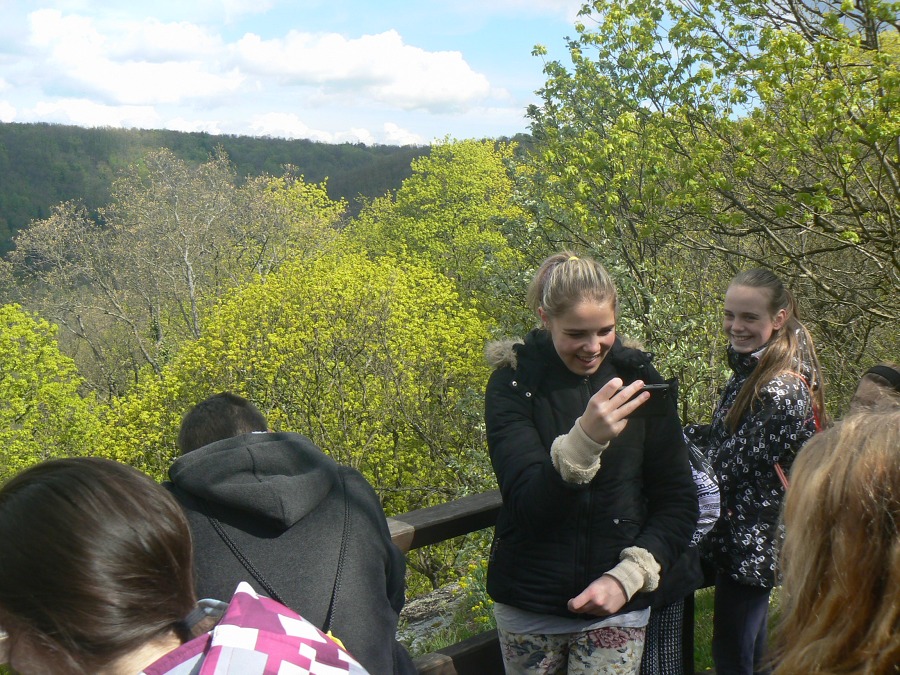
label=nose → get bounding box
[586,334,603,352]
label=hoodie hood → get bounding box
[168,431,339,529]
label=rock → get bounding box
[397,582,467,654]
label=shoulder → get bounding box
[485,338,522,370]
[760,372,813,402]
[609,337,660,382]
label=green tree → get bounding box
[103,251,492,588]
[8,149,346,396]
[347,139,528,323]
[525,0,899,413]
[0,304,103,481]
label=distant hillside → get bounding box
[0,122,431,253]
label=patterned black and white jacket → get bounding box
[687,345,817,588]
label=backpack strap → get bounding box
[865,364,900,392]
[204,472,351,635]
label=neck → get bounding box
[99,631,182,675]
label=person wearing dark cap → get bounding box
[849,362,900,412]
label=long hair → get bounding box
[526,251,617,320]
[724,269,827,431]
[0,457,197,674]
[773,410,900,674]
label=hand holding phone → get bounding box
[617,383,673,418]
[580,378,650,444]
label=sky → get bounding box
[0,1,586,146]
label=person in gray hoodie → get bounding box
[164,392,416,675]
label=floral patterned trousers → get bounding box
[498,625,646,674]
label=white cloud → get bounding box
[165,117,227,135]
[29,99,161,129]
[454,0,583,21]
[381,122,425,146]
[0,100,16,122]
[234,29,490,112]
[23,9,492,122]
[2,2,563,142]
[249,112,337,143]
[27,10,244,105]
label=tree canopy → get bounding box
[0,304,103,482]
[525,0,899,407]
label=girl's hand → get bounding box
[567,575,628,615]
[578,378,649,445]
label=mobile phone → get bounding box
[618,382,673,418]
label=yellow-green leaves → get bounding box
[105,252,492,511]
[0,304,103,481]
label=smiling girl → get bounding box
[484,252,697,674]
[687,268,826,675]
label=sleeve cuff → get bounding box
[604,547,661,600]
[550,418,609,484]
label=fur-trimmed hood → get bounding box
[485,332,647,371]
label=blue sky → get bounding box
[0,1,585,145]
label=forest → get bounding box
[0,120,436,251]
[0,0,897,616]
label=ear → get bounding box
[537,306,549,328]
[772,308,788,331]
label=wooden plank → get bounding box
[413,629,503,675]
[388,489,502,553]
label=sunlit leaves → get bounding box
[105,252,493,516]
[0,304,102,481]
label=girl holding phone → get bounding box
[484,252,697,673]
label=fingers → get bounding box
[567,575,628,615]
[608,379,650,417]
[579,379,648,444]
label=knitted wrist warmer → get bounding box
[550,417,609,484]
[604,546,661,600]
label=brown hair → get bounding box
[0,457,197,673]
[724,269,827,431]
[850,362,900,413]
[526,251,617,320]
[773,409,900,673]
[177,391,269,453]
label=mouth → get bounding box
[576,353,602,365]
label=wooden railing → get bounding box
[387,490,505,675]
[387,490,706,675]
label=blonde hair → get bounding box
[773,409,900,674]
[725,268,827,431]
[526,251,617,320]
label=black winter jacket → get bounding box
[484,330,697,618]
[164,431,415,675]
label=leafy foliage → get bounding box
[348,138,529,323]
[104,251,493,512]
[6,150,346,396]
[0,304,102,482]
[0,121,428,252]
[525,0,899,416]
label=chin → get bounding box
[730,340,758,353]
